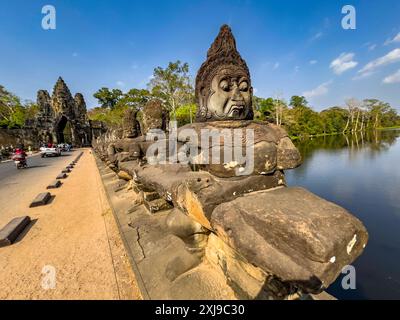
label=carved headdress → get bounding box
[195,24,253,121]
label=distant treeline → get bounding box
[2,60,399,137]
[253,95,400,138]
[88,61,400,137]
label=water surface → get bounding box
[285,129,400,300]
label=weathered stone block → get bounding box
[143,191,160,202]
[176,172,285,230]
[30,192,51,208]
[144,198,173,214]
[211,187,368,293]
[117,170,132,181]
[61,168,71,173]
[0,216,31,247]
[47,180,62,189]
[56,173,67,179]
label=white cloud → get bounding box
[383,69,400,84]
[273,62,280,70]
[352,70,375,80]
[357,48,400,77]
[302,81,332,99]
[310,32,323,42]
[294,66,299,73]
[384,32,400,45]
[309,60,318,65]
[368,44,377,51]
[116,81,125,87]
[330,52,358,75]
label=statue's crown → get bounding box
[195,24,252,121]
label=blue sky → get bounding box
[0,0,399,110]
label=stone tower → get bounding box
[30,77,92,147]
[52,77,76,117]
[74,93,87,122]
[37,90,53,118]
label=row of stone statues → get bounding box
[93,25,368,299]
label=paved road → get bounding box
[0,150,78,227]
[0,149,141,299]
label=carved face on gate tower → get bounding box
[195,25,254,122]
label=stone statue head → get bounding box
[141,99,169,134]
[122,108,140,139]
[195,25,254,122]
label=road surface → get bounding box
[0,151,78,227]
[0,149,141,299]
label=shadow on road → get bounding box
[47,195,56,205]
[13,219,38,244]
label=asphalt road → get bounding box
[0,150,79,227]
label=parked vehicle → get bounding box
[40,145,61,157]
[57,143,71,152]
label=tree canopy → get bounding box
[87,61,400,136]
[93,87,123,109]
[147,60,194,118]
[0,85,38,129]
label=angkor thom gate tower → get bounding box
[29,77,93,147]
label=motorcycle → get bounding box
[13,155,27,169]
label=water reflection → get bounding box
[285,129,400,300]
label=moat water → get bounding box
[285,129,400,300]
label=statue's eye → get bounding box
[220,80,230,91]
[239,81,248,91]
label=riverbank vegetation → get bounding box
[2,60,399,137]
[89,61,400,138]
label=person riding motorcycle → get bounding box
[13,147,27,159]
[12,147,28,168]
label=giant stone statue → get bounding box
[93,25,368,300]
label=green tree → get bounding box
[175,104,197,126]
[320,107,349,133]
[24,101,40,120]
[87,104,127,127]
[147,60,194,119]
[363,99,391,129]
[253,96,275,121]
[290,95,308,108]
[115,88,151,111]
[93,87,123,109]
[286,101,323,137]
[0,85,26,128]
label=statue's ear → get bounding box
[200,86,206,97]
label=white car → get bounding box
[40,146,61,158]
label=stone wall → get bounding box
[0,128,39,149]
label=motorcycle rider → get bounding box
[12,146,28,167]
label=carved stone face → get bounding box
[207,66,253,120]
[122,109,140,139]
